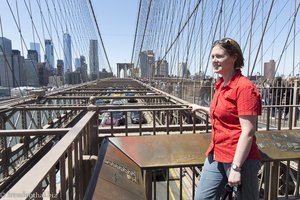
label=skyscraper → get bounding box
[0,37,12,55]
[24,58,39,87]
[264,60,276,80]
[45,39,54,69]
[0,37,13,87]
[155,59,169,77]
[12,50,24,87]
[56,59,64,76]
[89,40,99,80]
[63,33,72,73]
[178,62,187,78]
[24,50,39,86]
[75,58,81,70]
[27,50,39,63]
[139,50,154,78]
[80,56,88,82]
[30,42,41,62]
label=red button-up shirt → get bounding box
[206,70,262,163]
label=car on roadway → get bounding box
[112,99,124,105]
[95,99,105,106]
[130,111,147,124]
[101,117,120,127]
[111,111,125,125]
[127,93,137,103]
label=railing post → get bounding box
[68,147,74,200]
[87,107,98,156]
[49,167,56,200]
[269,161,279,200]
[21,110,30,159]
[144,170,152,200]
[1,147,10,178]
[33,182,43,200]
[295,160,300,198]
[292,79,299,127]
[263,162,270,200]
[0,114,8,177]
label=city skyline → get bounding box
[1,1,300,79]
[1,0,138,76]
[0,35,102,89]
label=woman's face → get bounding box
[211,45,236,76]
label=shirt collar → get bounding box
[215,70,242,89]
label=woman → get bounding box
[189,38,262,199]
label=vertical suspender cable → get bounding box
[137,0,153,61]
[274,3,300,75]
[15,0,25,57]
[87,0,112,73]
[203,0,223,76]
[261,0,264,76]
[292,1,296,76]
[130,0,142,66]
[250,0,276,76]
[247,0,254,76]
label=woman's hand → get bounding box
[188,104,210,114]
[228,168,241,187]
[188,104,202,112]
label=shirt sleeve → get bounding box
[237,85,262,116]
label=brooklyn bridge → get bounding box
[0,0,300,200]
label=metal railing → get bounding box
[1,110,98,200]
[0,78,300,200]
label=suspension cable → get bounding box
[87,0,112,73]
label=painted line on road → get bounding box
[169,168,188,200]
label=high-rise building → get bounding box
[0,37,13,87]
[27,50,39,63]
[0,37,12,55]
[178,62,187,78]
[66,71,81,84]
[264,60,276,80]
[80,56,88,82]
[24,58,39,87]
[139,50,154,78]
[44,39,54,69]
[75,58,80,70]
[26,50,39,86]
[30,42,41,62]
[63,33,72,73]
[48,76,63,87]
[57,60,64,76]
[37,62,49,86]
[89,40,99,80]
[99,68,113,79]
[12,50,24,87]
[155,59,169,77]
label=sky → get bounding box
[1,0,300,77]
[91,0,139,73]
[0,0,139,75]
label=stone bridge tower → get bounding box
[117,63,134,78]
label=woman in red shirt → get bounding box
[189,38,262,200]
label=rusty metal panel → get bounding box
[90,130,300,199]
[110,131,300,168]
[92,141,145,200]
[109,134,211,168]
[256,131,300,161]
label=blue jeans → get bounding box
[195,154,261,200]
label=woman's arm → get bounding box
[228,115,257,186]
[188,104,210,114]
